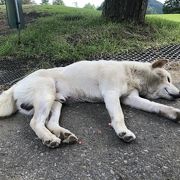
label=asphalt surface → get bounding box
[0,84,180,180]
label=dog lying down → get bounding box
[0,59,180,148]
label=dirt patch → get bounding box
[24,11,50,24]
[66,33,83,46]
[0,12,12,36]
[0,11,50,36]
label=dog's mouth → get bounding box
[165,88,180,99]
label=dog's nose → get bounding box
[170,92,180,99]
[178,92,180,98]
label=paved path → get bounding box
[0,84,180,180]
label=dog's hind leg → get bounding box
[103,90,136,143]
[30,87,61,148]
[46,101,78,144]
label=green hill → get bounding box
[147,0,163,14]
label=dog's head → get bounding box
[146,59,180,100]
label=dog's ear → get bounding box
[152,59,168,68]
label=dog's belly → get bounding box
[56,79,103,102]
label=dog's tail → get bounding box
[0,87,17,117]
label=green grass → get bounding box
[0,5,180,62]
[147,14,180,22]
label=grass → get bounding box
[0,5,180,63]
[147,14,180,22]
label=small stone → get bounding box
[55,174,59,178]
[145,166,151,170]
[81,153,86,157]
[102,173,105,176]
[124,160,128,164]
[163,166,168,169]
[97,129,102,134]
[110,169,115,175]
[82,165,86,169]
[129,153,134,156]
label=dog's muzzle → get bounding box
[165,88,180,99]
[169,92,180,99]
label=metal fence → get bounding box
[0,44,180,86]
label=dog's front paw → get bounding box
[42,136,61,148]
[118,129,136,143]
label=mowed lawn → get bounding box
[147,14,180,22]
[0,5,180,62]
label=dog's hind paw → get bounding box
[48,126,78,144]
[43,137,61,148]
[62,133,78,144]
[118,130,136,143]
[53,127,78,144]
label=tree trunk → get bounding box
[102,0,148,24]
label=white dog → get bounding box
[0,59,180,148]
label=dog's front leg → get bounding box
[122,90,180,123]
[103,90,136,142]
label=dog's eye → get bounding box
[167,77,170,83]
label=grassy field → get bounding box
[147,14,180,22]
[0,5,180,62]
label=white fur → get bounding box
[0,87,16,116]
[0,60,179,147]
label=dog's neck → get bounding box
[125,63,151,96]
